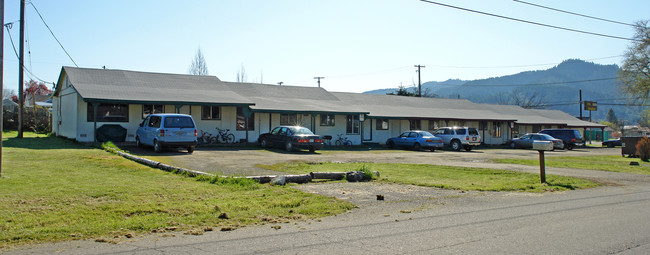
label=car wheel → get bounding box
[387,140,394,149]
[136,137,142,148]
[285,142,294,152]
[567,144,574,150]
[465,146,473,152]
[260,139,269,148]
[451,140,462,151]
[187,146,195,153]
[154,140,162,153]
[309,147,315,153]
[429,147,436,152]
[413,143,421,151]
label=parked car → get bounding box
[509,133,564,150]
[258,126,324,152]
[602,138,622,147]
[433,127,481,151]
[539,129,584,150]
[136,114,197,153]
[386,130,444,151]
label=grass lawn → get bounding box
[0,132,353,248]
[493,156,650,175]
[257,162,598,192]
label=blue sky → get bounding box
[2,0,648,94]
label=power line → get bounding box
[513,0,637,27]
[4,24,53,85]
[418,0,636,41]
[437,77,618,88]
[27,1,78,67]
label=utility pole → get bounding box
[579,89,582,120]
[17,0,25,138]
[1,0,4,177]
[314,77,324,88]
[415,65,425,97]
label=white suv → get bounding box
[433,127,481,151]
[136,114,197,153]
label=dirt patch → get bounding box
[293,182,480,206]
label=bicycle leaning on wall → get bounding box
[334,134,352,147]
[215,127,236,144]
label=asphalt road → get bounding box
[6,147,650,254]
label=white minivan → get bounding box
[136,114,197,153]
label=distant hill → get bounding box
[364,59,642,123]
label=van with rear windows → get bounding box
[135,114,197,153]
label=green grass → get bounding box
[257,162,598,192]
[0,132,354,248]
[493,155,650,175]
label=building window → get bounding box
[346,115,359,134]
[492,122,502,138]
[87,103,129,122]
[320,114,335,126]
[428,120,439,131]
[376,119,389,130]
[142,104,163,119]
[236,107,254,131]
[280,113,298,126]
[409,119,421,130]
[201,106,221,120]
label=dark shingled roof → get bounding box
[225,82,367,114]
[59,67,253,105]
[331,92,516,121]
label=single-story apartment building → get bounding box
[52,66,605,145]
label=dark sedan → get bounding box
[602,138,622,147]
[258,126,324,152]
[509,133,564,150]
[386,130,444,151]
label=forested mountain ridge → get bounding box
[364,59,641,122]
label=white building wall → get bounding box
[54,89,79,139]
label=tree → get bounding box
[236,64,247,83]
[3,88,16,100]
[619,20,650,104]
[188,47,209,75]
[387,84,437,98]
[496,89,546,109]
[25,80,52,104]
[606,108,618,124]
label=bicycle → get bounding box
[197,130,217,145]
[334,134,352,147]
[215,127,236,144]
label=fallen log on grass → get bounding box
[310,172,346,180]
[246,174,312,184]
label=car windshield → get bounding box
[163,116,194,128]
[419,131,434,137]
[290,127,314,135]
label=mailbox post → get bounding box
[533,141,553,183]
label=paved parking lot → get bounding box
[126,144,622,177]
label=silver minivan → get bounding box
[136,114,197,153]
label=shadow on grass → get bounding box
[2,135,90,150]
